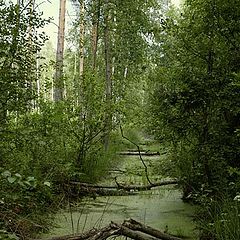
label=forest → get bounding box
[0,0,239,239]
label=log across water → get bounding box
[118,151,161,156]
[69,179,179,193]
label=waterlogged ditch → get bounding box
[41,153,198,239]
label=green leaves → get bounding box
[1,171,23,185]
[0,1,48,123]
[7,177,16,184]
[1,170,52,192]
[146,0,240,201]
[1,170,34,188]
[43,181,51,187]
[1,170,11,178]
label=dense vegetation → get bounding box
[0,0,239,239]
[146,0,240,239]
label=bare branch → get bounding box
[120,125,152,185]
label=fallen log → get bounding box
[125,149,167,154]
[67,182,134,197]
[70,182,117,189]
[88,224,119,240]
[111,222,158,240]
[123,219,183,240]
[115,179,179,191]
[69,179,178,193]
[37,219,183,240]
[118,151,160,156]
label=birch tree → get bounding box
[91,0,100,70]
[53,0,66,102]
[0,0,48,121]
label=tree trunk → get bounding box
[79,1,85,78]
[53,0,66,102]
[28,0,38,109]
[123,219,183,240]
[78,0,85,106]
[118,151,160,156]
[70,179,179,192]
[91,0,100,71]
[103,0,112,151]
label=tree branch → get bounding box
[120,125,152,185]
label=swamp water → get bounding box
[42,154,198,239]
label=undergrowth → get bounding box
[0,102,125,239]
[196,196,240,240]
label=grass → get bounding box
[197,198,240,240]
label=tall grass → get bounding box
[213,201,240,240]
[197,198,240,240]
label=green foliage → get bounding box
[0,169,52,212]
[67,0,160,131]
[0,98,122,236]
[77,131,124,183]
[0,1,56,237]
[0,1,49,124]
[145,0,240,238]
[146,0,240,196]
[0,167,54,238]
[196,198,240,240]
[0,230,19,240]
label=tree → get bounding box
[146,0,240,197]
[53,0,66,102]
[91,0,100,70]
[58,0,160,172]
[0,0,48,124]
[103,0,112,151]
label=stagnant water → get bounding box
[41,154,198,239]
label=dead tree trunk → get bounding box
[37,219,184,240]
[69,179,179,195]
[123,219,183,240]
[118,151,160,156]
